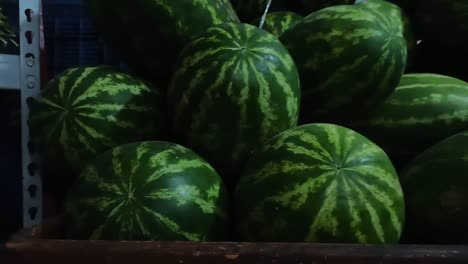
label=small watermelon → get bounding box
[280,4,407,124]
[168,22,300,186]
[28,66,166,177]
[64,141,228,241]
[356,0,416,71]
[236,123,405,244]
[251,11,303,37]
[351,73,468,169]
[400,131,468,244]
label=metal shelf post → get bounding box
[19,0,42,228]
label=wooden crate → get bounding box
[2,218,468,264]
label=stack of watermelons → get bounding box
[26,0,468,245]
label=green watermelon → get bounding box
[251,11,303,37]
[351,73,468,169]
[298,0,355,15]
[356,0,416,70]
[235,123,405,244]
[83,0,239,87]
[279,4,407,124]
[0,7,18,54]
[28,66,165,176]
[400,131,468,244]
[64,141,228,241]
[230,0,291,22]
[168,22,300,187]
[414,0,468,49]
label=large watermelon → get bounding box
[280,4,407,124]
[0,7,18,54]
[83,0,239,87]
[235,123,405,244]
[168,22,301,187]
[400,131,468,244]
[351,73,468,169]
[28,66,165,177]
[64,141,228,241]
[251,11,303,37]
[356,0,416,70]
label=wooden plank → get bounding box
[2,240,468,264]
[3,221,468,264]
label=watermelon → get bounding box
[64,141,228,241]
[400,131,468,244]
[168,22,301,186]
[355,0,416,70]
[414,0,468,49]
[251,11,303,37]
[235,123,405,244]
[0,7,18,53]
[83,0,239,87]
[230,0,292,22]
[351,73,468,169]
[28,66,165,177]
[279,4,407,124]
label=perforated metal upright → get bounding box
[19,0,42,228]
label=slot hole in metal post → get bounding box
[25,53,35,67]
[28,207,38,220]
[28,163,37,176]
[25,31,33,44]
[27,141,34,154]
[25,9,34,22]
[28,185,37,198]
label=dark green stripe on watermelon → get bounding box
[351,73,468,169]
[235,123,405,244]
[64,141,228,241]
[280,4,407,125]
[28,66,166,176]
[83,0,239,87]
[251,11,303,37]
[400,131,468,244]
[356,0,416,71]
[168,22,301,187]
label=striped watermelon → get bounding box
[230,0,291,22]
[64,141,228,241]
[414,0,468,49]
[279,4,407,124]
[83,0,239,87]
[235,123,405,244]
[356,0,416,70]
[400,131,468,244]
[351,73,468,169]
[0,7,18,53]
[168,22,301,186]
[28,66,165,177]
[251,11,303,37]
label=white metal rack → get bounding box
[0,0,42,228]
